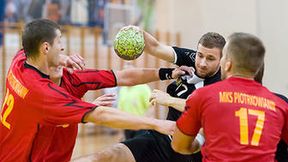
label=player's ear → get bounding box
[224,59,232,72]
[40,42,49,55]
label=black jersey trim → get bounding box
[81,107,97,123]
[71,81,102,88]
[67,70,116,88]
[274,93,288,103]
[65,100,85,108]
[48,83,95,109]
[74,69,100,73]
[65,71,99,88]
[48,82,69,98]
[111,70,117,86]
[24,62,50,79]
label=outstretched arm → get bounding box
[115,68,161,86]
[143,30,176,63]
[115,66,193,86]
[83,106,175,135]
[150,89,186,112]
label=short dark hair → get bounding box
[22,19,60,58]
[254,64,264,84]
[198,32,226,56]
[227,32,265,76]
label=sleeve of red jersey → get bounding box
[28,82,96,126]
[176,90,202,136]
[68,69,117,91]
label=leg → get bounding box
[71,143,135,162]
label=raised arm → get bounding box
[143,30,175,63]
[115,67,191,86]
[83,106,175,135]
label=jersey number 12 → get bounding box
[1,89,15,129]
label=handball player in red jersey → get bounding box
[34,54,189,161]
[0,19,190,162]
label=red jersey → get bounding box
[177,77,288,162]
[0,50,96,162]
[44,68,116,161]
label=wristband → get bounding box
[159,68,175,80]
[195,133,205,147]
[193,133,205,153]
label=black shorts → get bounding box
[121,130,201,162]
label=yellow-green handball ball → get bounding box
[113,25,145,60]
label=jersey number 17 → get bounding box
[235,107,265,146]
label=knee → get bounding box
[92,151,113,162]
[94,143,135,162]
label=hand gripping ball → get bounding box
[113,26,145,60]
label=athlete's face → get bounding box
[195,44,221,78]
[47,29,64,68]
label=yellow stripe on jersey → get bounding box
[7,70,29,99]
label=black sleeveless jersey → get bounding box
[166,46,221,121]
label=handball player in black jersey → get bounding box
[74,32,226,162]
